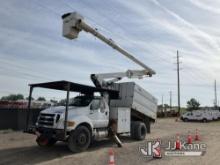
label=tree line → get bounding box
[158,98,201,111]
[0,94,46,102]
[0,94,204,110]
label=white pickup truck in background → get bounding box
[181,110,220,122]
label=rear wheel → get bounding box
[130,122,136,139]
[36,135,57,147]
[131,121,147,140]
[68,126,91,153]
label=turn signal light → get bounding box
[67,121,75,127]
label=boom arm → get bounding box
[62,12,156,76]
[91,69,150,89]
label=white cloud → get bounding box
[0,0,219,106]
[188,0,220,15]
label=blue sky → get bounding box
[0,0,220,106]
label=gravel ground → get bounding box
[0,118,219,165]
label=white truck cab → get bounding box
[37,96,109,131]
[35,95,111,152]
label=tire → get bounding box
[183,118,188,122]
[36,136,57,147]
[130,122,136,139]
[68,126,91,153]
[202,118,207,123]
[145,119,151,133]
[131,121,147,140]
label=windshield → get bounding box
[69,96,93,107]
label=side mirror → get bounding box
[100,101,105,109]
[100,101,105,113]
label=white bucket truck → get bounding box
[25,12,157,152]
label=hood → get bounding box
[41,106,89,115]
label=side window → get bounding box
[187,113,191,116]
[90,99,100,110]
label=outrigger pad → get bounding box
[113,134,123,148]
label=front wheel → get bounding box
[68,126,91,153]
[183,118,188,122]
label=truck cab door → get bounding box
[88,98,109,128]
[195,112,202,120]
[191,112,197,120]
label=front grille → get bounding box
[38,113,55,126]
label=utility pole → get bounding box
[169,91,172,111]
[214,80,217,108]
[162,94,164,112]
[177,50,181,116]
